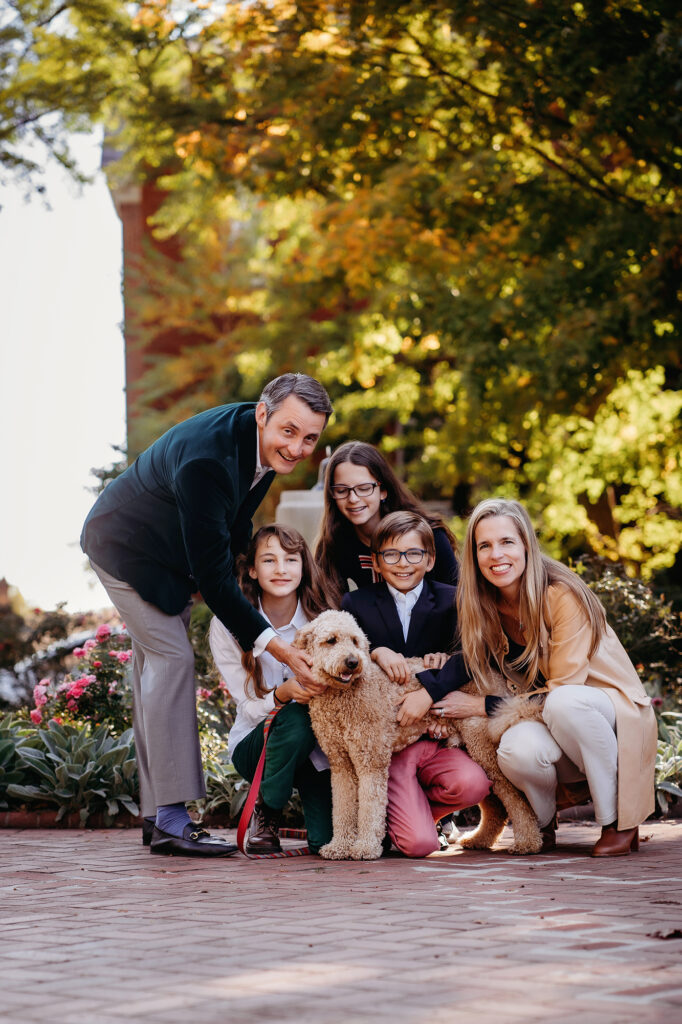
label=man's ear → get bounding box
[255,401,268,431]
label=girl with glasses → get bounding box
[315,441,459,607]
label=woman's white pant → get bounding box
[496,685,618,828]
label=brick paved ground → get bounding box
[1,820,681,1024]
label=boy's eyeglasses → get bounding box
[377,548,428,565]
[330,482,380,500]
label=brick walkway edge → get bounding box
[1,820,681,1024]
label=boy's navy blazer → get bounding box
[81,402,274,650]
[341,580,469,702]
[341,579,456,660]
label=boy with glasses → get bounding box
[341,511,490,857]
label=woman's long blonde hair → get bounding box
[457,499,607,690]
[239,525,329,698]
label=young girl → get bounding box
[429,498,657,857]
[209,525,332,855]
[315,441,459,607]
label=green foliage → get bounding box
[90,0,681,577]
[577,558,682,705]
[0,715,28,809]
[655,712,682,816]
[6,718,139,824]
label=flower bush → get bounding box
[29,623,133,735]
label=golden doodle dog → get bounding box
[294,609,544,861]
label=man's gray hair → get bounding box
[259,374,333,424]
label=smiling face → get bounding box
[331,462,387,536]
[372,528,434,594]
[249,535,303,599]
[474,515,527,601]
[256,395,326,474]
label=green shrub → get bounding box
[0,715,28,809]
[6,720,139,825]
[577,558,682,706]
[656,712,682,816]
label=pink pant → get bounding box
[387,739,491,857]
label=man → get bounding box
[81,374,333,856]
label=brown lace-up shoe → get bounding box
[246,799,282,854]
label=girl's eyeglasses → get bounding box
[330,482,380,500]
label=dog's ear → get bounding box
[293,623,313,651]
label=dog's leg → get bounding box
[489,777,542,855]
[456,719,543,855]
[458,793,508,850]
[349,768,389,860]
[319,754,359,860]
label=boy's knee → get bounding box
[272,704,315,752]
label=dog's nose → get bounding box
[344,656,359,670]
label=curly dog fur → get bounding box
[294,610,544,860]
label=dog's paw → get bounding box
[457,831,495,850]
[507,838,543,856]
[349,841,383,861]
[319,842,351,860]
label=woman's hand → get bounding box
[372,647,411,683]
[422,652,449,671]
[396,686,433,726]
[431,691,487,719]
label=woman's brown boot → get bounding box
[591,823,639,857]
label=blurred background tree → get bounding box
[5,0,680,583]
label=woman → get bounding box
[315,441,459,607]
[430,498,656,857]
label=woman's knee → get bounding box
[497,723,560,778]
[391,831,439,858]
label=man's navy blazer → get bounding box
[341,580,469,702]
[81,403,274,650]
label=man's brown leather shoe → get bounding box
[591,824,639,857]
[246,799,282,854]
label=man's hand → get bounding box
[372,647,411,683]
[265,636,326,694]
[396,686,433,726]
[422,652,449,671]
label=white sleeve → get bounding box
[208,616,276,730]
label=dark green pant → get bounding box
[232,703,332,854]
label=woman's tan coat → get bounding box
[492,583,657,829]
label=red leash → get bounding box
[236,709,310,859]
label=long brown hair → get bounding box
[457,498,607,690]
[239,524,329,697]
[314,441,457,606]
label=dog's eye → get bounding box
[326,636,337,645]
[352,638,358,646]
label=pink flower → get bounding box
[84,639,97,652]
[652,697,664,709]
[116,650,132,663]
[95,624,112,641]
[196,688,212,701]
[67,700,77,711]
[30,709,42,724]
[50,716,63,725]
[33,683,48,707]
[73,647,85,658]
[92,660,102,668]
